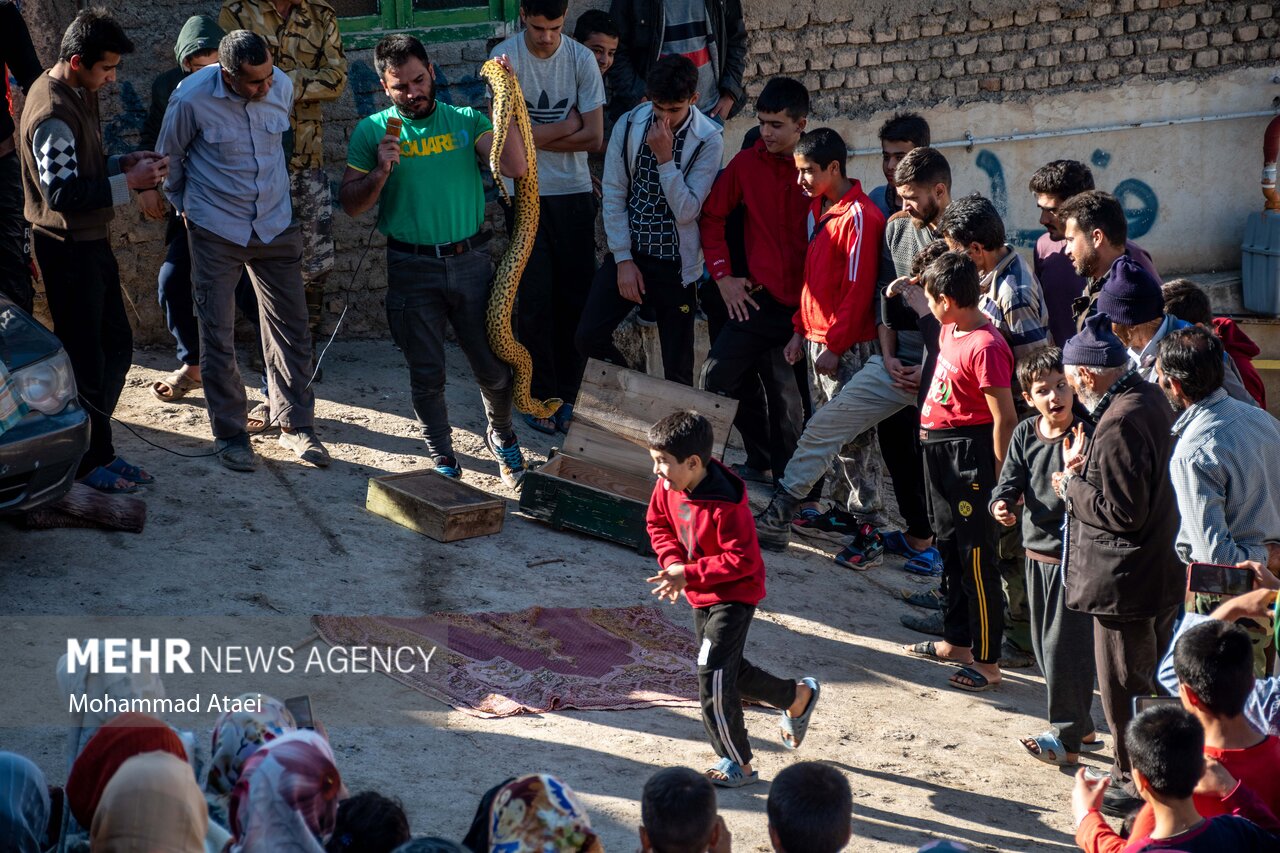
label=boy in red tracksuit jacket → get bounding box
[645,410,821,789]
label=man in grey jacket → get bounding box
[574,55,723,386]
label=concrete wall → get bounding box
[17,0,1280,346]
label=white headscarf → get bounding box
[57,642,166,772]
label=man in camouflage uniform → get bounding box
[221,0,347,373]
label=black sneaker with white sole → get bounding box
[792,506,858,543]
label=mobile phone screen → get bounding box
[285,695,314,729]
[1187,563,1253,596]
[1132,695,1180,714]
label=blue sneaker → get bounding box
[433,455,462,479]
[486,430,527,489]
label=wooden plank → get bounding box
[365,470,505,542]
[566,359,739,478]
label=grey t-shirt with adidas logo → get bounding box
[491,32,606,197]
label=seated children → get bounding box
[1073,705,1280,852]
[986,347,1100,765]
[639,767,729,853]
[645,410,820,787]
[575,55,724,386]
[766,762,853,853]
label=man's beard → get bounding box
[910,196,939,225]
[1161,384,1187,413]
[398,81,436,118]
[1072,243,1097,278]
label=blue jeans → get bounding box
[385,247,514,459]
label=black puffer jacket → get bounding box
[606,0,748,122]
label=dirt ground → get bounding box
[0,338,1105,852]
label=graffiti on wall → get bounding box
[973,147,1160,246]
[348,57,488,118]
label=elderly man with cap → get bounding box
[1097,255,1257,406]
[1054,312,1182,818]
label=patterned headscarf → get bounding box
[0,752,50,853]
[228,730,343,853]
[206,694,297,797]
[89,751,207,853]
[66,713,187,828]
[488,774,603,853]
[56,645,166,772]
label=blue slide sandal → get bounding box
[780,676,821,750]
[705,756,760,788]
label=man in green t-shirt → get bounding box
[340,34,529,487]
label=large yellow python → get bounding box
[480,60,563,420]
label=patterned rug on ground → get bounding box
[312,605,700,718]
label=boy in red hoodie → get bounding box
[645,410,821,789]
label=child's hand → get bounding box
[1071,767,1109,825]
[991,499,1018,527]
[813,347,840,377]
[783,333,805,365]
[646,564,687,603]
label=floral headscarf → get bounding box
[205,694,297,797]
[488,774,603,853]
[228,730,343,853]
[0,752,50,853]
[66,713,187,828]
[89,751,207,853]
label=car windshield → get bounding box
[0,301,62,372]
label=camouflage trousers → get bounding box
[289,167,335,333]
[806,340,885,525]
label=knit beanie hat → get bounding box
[1095,256,1163,326]
[1063,313,1129,368]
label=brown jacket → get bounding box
[1064,374,1183,618]
[19,71,114,241]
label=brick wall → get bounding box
[17,0,1278,346]
[741,0,1278,117]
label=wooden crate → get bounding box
[519,359,738,552]
[366,470,505,542]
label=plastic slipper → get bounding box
[522,412,557,435]
[151,368,200,402]
[780,676,821,750]
[903,546,944,576]
[553,403,574,434]
[1081,735,1105,752]
[247,401,272,435]
[705,756,759,788]
[105,456,154,485]
[882,529,923,558]
[948,665,999,693]
[1020,731,1082,766]
[900,587,945,610]
[903,641,973,666]
[79,466,138,494]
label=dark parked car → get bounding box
[0,292,89,512]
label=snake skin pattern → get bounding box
[481,60,563,420]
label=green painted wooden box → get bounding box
[519,359,738,553]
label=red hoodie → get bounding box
[793,180,886,356]
[1213,317,1267,408]
[645,459,766,608]
[698,138,810,307]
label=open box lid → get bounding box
[560,359,740,480]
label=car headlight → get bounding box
[11,351,77,415]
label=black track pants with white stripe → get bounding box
[922,425,1005,665]
[693,602,798,767]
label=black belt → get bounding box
[387,232,489,258]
